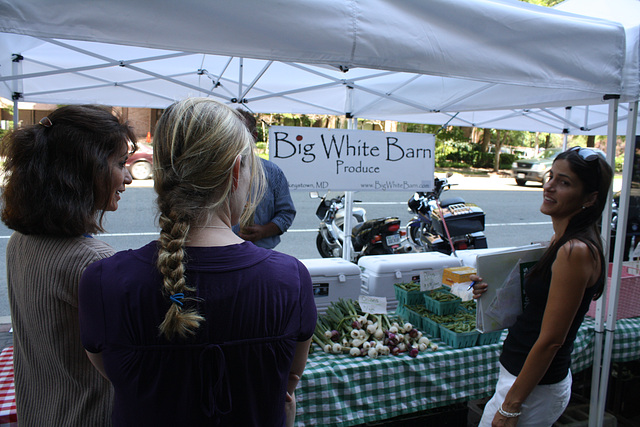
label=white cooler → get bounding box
[300,258,362,315]
[357,252,462,311]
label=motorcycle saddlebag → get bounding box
[430,203,485,236]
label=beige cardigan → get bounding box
[7,233,115,426]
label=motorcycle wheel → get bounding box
[316,234,338,258]
[408,224,426,247]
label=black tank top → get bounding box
[499,250,602,384]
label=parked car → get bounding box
[511,147,563,186]
[126,143,153,180]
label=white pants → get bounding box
[479,363,572,427]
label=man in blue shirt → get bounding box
[235,109,296,249]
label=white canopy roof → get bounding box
[0,0,625,119]
[0,3,635,424]
[430,0,640,135]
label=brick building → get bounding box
[1,100,162,142]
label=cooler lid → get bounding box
[357,252,462,275]
[300,257,361,277]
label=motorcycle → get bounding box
[311,192,409,262]
[406,174,487,254]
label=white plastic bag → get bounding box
[485,259,523,329]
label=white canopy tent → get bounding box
[423,0,640,136]
[0,0,625,117]
[0,1,634,425]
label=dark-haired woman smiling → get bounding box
[1,105,136,426]
[472,146,613,426]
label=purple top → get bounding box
[79,241,316,426]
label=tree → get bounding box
[481,128,491,153]
[520,0,562,6]
[494,130,502,172]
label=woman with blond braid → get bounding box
[78,98,317,426]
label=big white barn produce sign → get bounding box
[268,126,435,192]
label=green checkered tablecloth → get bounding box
[295,317,640,426]
[581,317,640,363]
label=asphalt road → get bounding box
[0,174,554,319]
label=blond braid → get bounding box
[157,212,204,340]
[152,98,266,340]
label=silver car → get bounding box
[511,147,563,186]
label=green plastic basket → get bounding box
[394,283,425,306]
[423,289,461,316]
[477,329,504,346]
[420,315,442,339]
[438,324,479,349]
[400,305,423,328]
[459,300,477,314]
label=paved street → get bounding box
[0,172,623,321]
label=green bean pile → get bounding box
[428,290,460,302]
[441,320,476,333]
[423,310,475,324]
[461,300,476,312]
[405,305,430,316]
[395,282,421,292]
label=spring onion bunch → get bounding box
[312,298,438,358]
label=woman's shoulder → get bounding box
[225,243,311,278]
[556,238,600,263]
[242,243,309,274]
[77,235,115,257]
[260,246,308,268]
[102,240,158,265]
[10,233,115,260]
[81,241,159,288]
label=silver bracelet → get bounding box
[498,404,522,418]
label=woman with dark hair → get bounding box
[472,146,613,426]
[78,98,316,426]
[1,104,137,426]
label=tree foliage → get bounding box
[521,0,563,6]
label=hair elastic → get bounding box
[169,292,185,307]
[39,116,53,128]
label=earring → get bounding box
[582,206,587,210]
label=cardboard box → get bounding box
[358,252,462,311]
[442,266,477,287]
[300,258,362,316]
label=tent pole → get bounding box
[588,97,618,427]
[561,106,571,150]
[343,191,354,262]
[594,101,637,426]
[342,86,355,262]
[11,53,23,129]
[238,58,244,103]
[12,96,19,129]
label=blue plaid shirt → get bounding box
[234,158,296,249]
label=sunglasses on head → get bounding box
[568,146,605,161]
